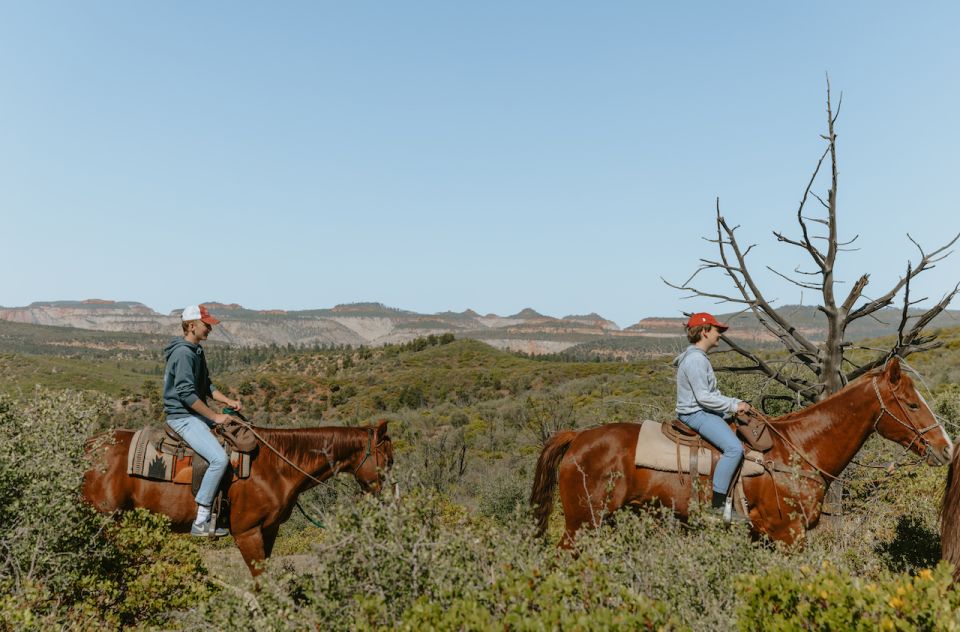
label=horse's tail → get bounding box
[530,430,578,538]
[942,448,960,581]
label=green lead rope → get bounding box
[295,501,326,528]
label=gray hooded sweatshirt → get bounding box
[163,337,216,420]
[674,346,740,416]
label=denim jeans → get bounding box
[677,409,744,494]
[167,415,229,507]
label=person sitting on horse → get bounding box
[674,312,754,519]
[163,304,241,537]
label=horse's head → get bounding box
[873,358,953,466]
[352,419,394,494]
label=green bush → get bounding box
[0,389,212,629]
[191,487,678,630]
[737,561,960,631]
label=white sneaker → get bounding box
[190,521,229,537]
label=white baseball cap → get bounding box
[181,304,220,325]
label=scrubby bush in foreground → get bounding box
[0,390,212,630]
[738,561,960,631]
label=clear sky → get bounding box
[2,2,958,327]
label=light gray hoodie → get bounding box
[674,346,740,416]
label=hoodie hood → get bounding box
[164,337,199,362]
[673,345,705,368]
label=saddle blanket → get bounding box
[634,420,765,476]
[127,427,252,483]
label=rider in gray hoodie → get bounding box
[675,312,754,519]
[163,304,242,536]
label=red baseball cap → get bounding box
[686,312,728,332]
[181,304,221,325]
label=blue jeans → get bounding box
[167,415,229,507]
[678,409,744,494]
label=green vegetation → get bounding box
[0,390,211,630]
[1,320,959,627]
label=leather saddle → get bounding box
[164,420,258,455]
[127,425,255,495]
[663,415,773,453]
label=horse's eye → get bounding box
[907,403,920,411]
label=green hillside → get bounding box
[4,319,960,628]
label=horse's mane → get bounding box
[765,365,885,427]
[255,426,372,465]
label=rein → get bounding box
[753,377,941,488]
[353,428,377,475]
[747,412,842,486]
[229,416,384,487]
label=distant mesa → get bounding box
[563,313,620,331]
[203,302,244,310]
[509,308,546,319]
[331,302,399,313]
[2,300,956,355]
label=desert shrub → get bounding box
[191,487,677,630]
[398,565,673,631]
[933,384,960,437]
[737,561,960,631]
[0,389,212,629]
[478,470,528,523]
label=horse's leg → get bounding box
[261,523,281,559]
[234,526,267,576]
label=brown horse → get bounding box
[83,420,393,575]
[532,358,952,547]
[941,436,960,580]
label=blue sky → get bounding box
[2,2,958,327]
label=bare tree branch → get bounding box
[716,334,819,401]
[766,266,823,290]
[715,206,820,356]
[845,232,960,325]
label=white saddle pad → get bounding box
[634,420,765,477]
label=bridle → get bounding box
[352,427,390,482]
[871,377,943,456]
[748,376,942,486]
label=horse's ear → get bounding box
[884,356,902,384]
[375,419,388,438]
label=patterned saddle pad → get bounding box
[127,426,252,491]
[634,419,765,476]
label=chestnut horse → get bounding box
[941,437,960,581]
[83,420,393,575]
[532,358,952,547]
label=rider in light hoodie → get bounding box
[674,312,755,519]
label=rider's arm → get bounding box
[211,389,241,412]
[686,353,741,415]
[188,398,231,424]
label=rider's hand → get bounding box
[736,401,753,415]
[230,398,243,412]
[214,412,233,425]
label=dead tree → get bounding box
[665,77,959,518]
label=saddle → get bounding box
[635,419,770,522]
[661,414,773,453]
[127,424,256,497]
